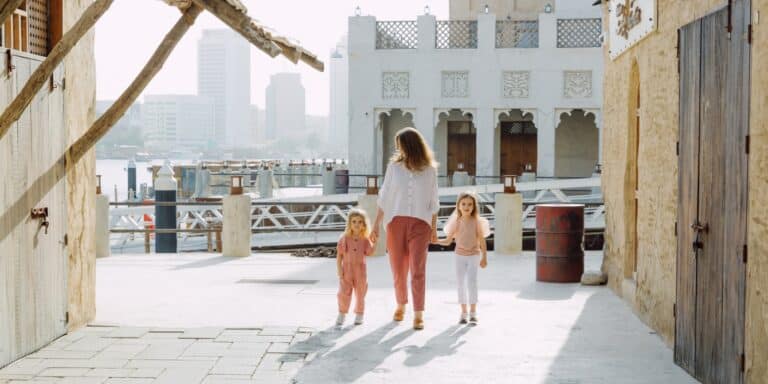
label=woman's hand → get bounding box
[370,228,379,244]
[480,256,488,269]
[430,227,438,244]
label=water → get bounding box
[96,159,156,202]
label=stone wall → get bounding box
[601,0,768,381]
[64,0,97,331]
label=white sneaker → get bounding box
[459,313,469,324]
[354,313,364,325]
[335,313,346,326]
[469,312,478,325]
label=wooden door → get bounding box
[446,121,476,176]
[675,2,749,383]
[0,53,68,367]
[500,121,537,176]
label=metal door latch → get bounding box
[31,207,49,234]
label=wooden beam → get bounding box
[0,0,113,141]
[0,0,25,27]
[67,4,202,164]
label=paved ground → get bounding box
[0,251,699,384]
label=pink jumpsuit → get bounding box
[337,235,373,314]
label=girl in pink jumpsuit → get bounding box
[336,209,376,326]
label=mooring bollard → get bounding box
[494,175,523,255]
[258,167,274,199]
[357,176,385,256]
[127,159,136,200]
[154,163,177,253]
[95,175,111,258]
[223,176,251,257]
[322,165,335,195]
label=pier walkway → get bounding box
[0,251,696,383]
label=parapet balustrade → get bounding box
[372,15,601,50]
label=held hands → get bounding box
[369,228,379,244]
[430,227,438,244]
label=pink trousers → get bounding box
[386,216,431,311]
[338,263,367,314]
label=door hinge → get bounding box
[63,234,68,246]
[676,141,680,156]
[673,303,676,318]
[743,244,748,263]
[65,311,69,324]
[740,353,745,372]
[674,221,678,237]
[746,135,750,154]
[748,24,753,44]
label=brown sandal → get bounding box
[413,317,424,330]
[393,308,405,322]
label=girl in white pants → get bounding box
[438,192,491,325]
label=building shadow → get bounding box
[292,322,413,383]
[401,324,471,367]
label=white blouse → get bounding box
[376,162,440,228]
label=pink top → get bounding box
[337,235,374,264]
[444,214,491,256]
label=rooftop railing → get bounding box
[495,20,539,48]
[375,21,418,49]
[435,20,478,49]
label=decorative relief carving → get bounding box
[563,71,592,98]
[441,71,469,98]
[382,72,410,99]
[502,71,530,98]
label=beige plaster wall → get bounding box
[64,0,97,331]
[601,0,768,381]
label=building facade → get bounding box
[197,29,250,149]
[265,72,306,141]
[329,36,349,150]
[141,95,215,152]
[599,0,768,382]
[348,0,603,182]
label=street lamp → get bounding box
[231,175,244,195]
[544,3,553,13]
[484,4,489,13]
[366,176,379,195]
[503,175,517,194]
[424,5,430,15]
[354,5,361,16]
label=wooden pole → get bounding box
[66,3,202,164]
[0,0,25,29]
[0,0,114,141]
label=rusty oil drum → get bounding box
[535,204,584,282]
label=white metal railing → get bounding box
[376,21,418,49]
[557,18,602,48]
[435,20,478,49]
[495,20,539,48]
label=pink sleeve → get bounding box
[336,236,347,254]
[477,217,492,238]
[443,210,459,236]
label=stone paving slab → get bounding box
[0,251,701,383]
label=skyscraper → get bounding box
[197,29,251,149]
[265,73,306,141]
[329,36,349,148]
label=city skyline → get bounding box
[95,0,449,115]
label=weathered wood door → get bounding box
[499,121,537,176]
[0,52,68,367]
[675,2,750,383]
[446,121,476,176]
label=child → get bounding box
[438,192,491,325]
[336,209,376,326]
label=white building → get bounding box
[141,95,215,152]
[197,29,251,149]
[329,36,349,149]
[265,73,306,141]
[348,0,603,182]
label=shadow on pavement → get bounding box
[170,255,238,270]
[293,322,414,383]
[402,324,471,367]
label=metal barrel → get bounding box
[334,169,349,194]
[535,204,584,282]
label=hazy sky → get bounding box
[95,0,449,115]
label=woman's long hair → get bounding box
[389,127,437,172]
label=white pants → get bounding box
[455,253,481,305]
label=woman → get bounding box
[370,127,439,330]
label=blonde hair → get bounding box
[389,127,437,172]
[455,191,481,219]
[344,209,371,238]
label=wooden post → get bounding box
[144,232,150,254]
[66,4,202,164]
[0,0,114,141]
